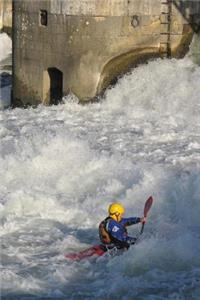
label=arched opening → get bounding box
[43,68,63,105]
[48,68,63,105]
[97,48,158,96]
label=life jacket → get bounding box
[99,217,130,250]
[99,217,112,244]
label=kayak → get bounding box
[65,196,153,261]
[65,244,106,260]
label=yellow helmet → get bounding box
[108,203,125,221]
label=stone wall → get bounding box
[12,0,200,106]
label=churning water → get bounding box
[0,33,200,300]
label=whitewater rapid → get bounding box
[0,33,200,299]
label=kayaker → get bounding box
[99,203,146,250]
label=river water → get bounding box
[0,33,200,300]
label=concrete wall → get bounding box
[12,0,200,106]
[0,0,12,35]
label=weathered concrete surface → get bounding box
[0,0,12,35]
[12,0,200,106]
[189,32,200,65]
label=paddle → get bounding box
[140,196,153,235]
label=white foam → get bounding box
[0,33,12,62]
[0,51,200,298]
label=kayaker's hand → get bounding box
[130,237,137,245]
[140,217,146,224]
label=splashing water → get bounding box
[0,33,200,299]
[0,33,12,62]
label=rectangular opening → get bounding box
[39,10,48,26]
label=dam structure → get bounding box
[10,0,200,106]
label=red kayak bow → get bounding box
[65,244,105,260]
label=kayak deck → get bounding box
[65,244,106,260]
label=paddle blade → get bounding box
[144,196,153,218]
[139,196,153,235]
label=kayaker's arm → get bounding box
[121,217,144,226]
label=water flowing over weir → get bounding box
[1,33,200,299]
